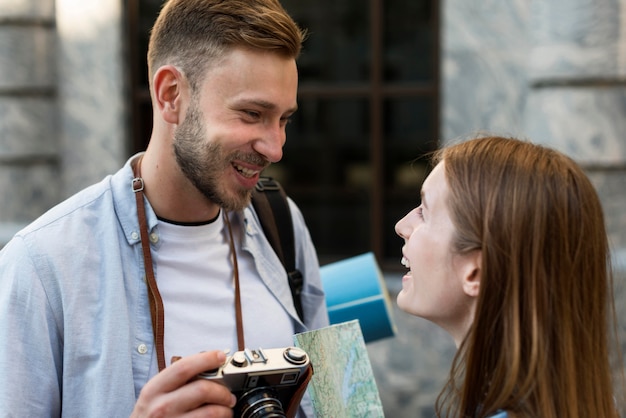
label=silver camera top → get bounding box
[195,347,312,418]
[197,347,310,390]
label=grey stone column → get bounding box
[0,0,58,246]
[56,0,127,197]
[442,0,531,141]
[524,0,626,252]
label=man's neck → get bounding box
[137,149,221,223]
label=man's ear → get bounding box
[461,250,481,298]
[152,65,187,125]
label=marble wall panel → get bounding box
[0,97,57,157]
[443,49,530,141]
[1,0,54,19]
[0,26,56,89]
[524,87,626,164]
[56,0,127,197]
[442,0,531,141]
[444,0,530,50]
[529,0,626,79]
[0,163,60,223]
[589,170,626,251]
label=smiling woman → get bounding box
[395,135,624,418]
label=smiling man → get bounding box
[0,1,328,417]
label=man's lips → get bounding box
[232,162,261,179]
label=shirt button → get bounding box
[131,232,139,240]
[137,343,148,354]
[149,232,159,243]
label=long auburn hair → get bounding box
[433,136,622,417]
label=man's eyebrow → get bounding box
[242,99,298,114]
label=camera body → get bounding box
[197,347,312,418]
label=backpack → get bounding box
[251,177,305,322]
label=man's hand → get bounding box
[131,350,236,417]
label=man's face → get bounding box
[173,47,298,211]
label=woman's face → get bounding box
[395,161,478,343]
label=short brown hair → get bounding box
[147,0,306,91]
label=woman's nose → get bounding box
[395,215,409,239]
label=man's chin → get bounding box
[215,189,253,212]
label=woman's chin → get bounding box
[396,290,412,314]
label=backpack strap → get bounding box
[251,177,305,322]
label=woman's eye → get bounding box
[416,206,424,219]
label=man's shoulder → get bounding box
[15,156,139,241]
[18,176,116,236]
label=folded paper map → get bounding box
[294,320,385,417]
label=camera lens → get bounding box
[236,387,286,418]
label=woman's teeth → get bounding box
[401,257,410,268]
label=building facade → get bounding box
[1,0,625,415]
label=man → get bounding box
[0,0,328,416]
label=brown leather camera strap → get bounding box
[131,159,166,372]
[223,212,246,352]
[286,363,314,418]
[131,157,245,372]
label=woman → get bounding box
[395,136,623,417]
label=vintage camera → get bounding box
[197,347,312,418]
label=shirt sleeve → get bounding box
[288,198,330,331]
[0,236,63,416]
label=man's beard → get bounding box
[172,102,266,212]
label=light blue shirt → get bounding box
[0,154,328,417]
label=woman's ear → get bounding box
[461,250,481,298]
[152,65,187,125]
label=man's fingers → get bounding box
[132,350,237,417]
[133,378,236,418]
[164,379,237,413]
[182,402,234,418]
[138,350,232,401]
[153,350,228,393]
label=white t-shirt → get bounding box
[151,211,295,368]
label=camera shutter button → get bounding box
[284,347,307,364]
[231,351,248,367]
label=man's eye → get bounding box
[416,206,424,219]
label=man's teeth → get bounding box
[401,257,410,268]
[234,164,258,178]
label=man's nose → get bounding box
[254,125,285,163]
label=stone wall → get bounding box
[0,0,58,244]
[0,0,126,247]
